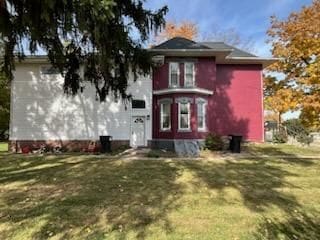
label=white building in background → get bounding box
[9,57,152,151]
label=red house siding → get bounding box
[153,94,210,140]
[152,58,264,142]
[153,57,216,90]
[212,64,264,141]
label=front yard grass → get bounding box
[0,142,8,152]
[244,142,320,156]
[0,144,319,239]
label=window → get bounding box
[184,62,195,87]
[40,66,60,75]
[178,103,191,130]
[132,100,146,109]
[169,62,179,87]
[197,101,206,131]
[160,103,171,131]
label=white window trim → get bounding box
[178,102,191,131]
[153,87,213,95]
[160,103,171,131]
[197,102,207,131]
[184,62,195,87]
[169,62,180,88]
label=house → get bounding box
[9,37,276,154]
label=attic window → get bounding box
[132,100,146,109]
[40,66,60,75]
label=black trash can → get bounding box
[100,136,112,153]
[228,134,234,151]
[229,135,242,153]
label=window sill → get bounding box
[160,129,171,132]
[153,87,213,95]
[177,129,192,133]
[198,129,207,132]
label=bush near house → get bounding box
[204,133,224,150]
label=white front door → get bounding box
[131,116,145,147]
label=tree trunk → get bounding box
[278,112,282,130]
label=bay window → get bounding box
[197,102,206,130]
[160,102,171,131]
[178,102,191,130]
[196,98,207,131]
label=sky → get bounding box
[144,0,313,120]
[145,0,313,57]
[22,0,311,120]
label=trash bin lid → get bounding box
[232,135,243,140]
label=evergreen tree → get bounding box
[0,0,168,101]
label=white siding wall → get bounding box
[10,63,152,143]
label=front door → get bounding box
[131,116,145,147]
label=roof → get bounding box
[199,42,257,57]
[152,37,210,50]
[150,37,277,68]
[14,37,277,68]
[152,37,256,57]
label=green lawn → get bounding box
[0,142,8,152]
[244,143,320,156]
[0,145,320,239]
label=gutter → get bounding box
[148,48,233,52]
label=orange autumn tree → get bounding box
[267,0,320,129]
[264,76,300,126]
[153,20,198,43]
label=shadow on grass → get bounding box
[254,210,320,240]
[0,145,318,239]
[0,154,182,239]
[180,158,300,212]
[181,145,318,238]
[243,143,316,166]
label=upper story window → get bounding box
[160,102,171,131]
[178,102,191,131]
[169,62,179,87]
[184,62,195,87]
[132,99,146,109]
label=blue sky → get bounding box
[145,0,312,57]
[145,0,312,120]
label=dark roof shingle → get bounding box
[152,37,257,57]
[152,37,210,50]
[200,42,256,57]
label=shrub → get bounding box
[204,133,224,151]
[273,129,288,143]
[284,119,309,137]
[147,150,160,158]
[284,119,313,145]
[296,134,313,146]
